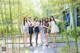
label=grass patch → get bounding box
[59,46,80,53]
[25,48,30,53]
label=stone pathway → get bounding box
[0,34,80,53]
[30,33,56,53]
[30,46,55,53]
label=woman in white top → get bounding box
[23,17,29,47]
[50,16,59,48]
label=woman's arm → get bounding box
[44,22,50,29]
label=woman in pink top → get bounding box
[34,18,40,46]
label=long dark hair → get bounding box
[23,17,27,26]
[34,18,37,21]
[45,17,49,23]
[50,16,56,24]
[40,18,44,25]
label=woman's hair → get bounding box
[39,18,44,25]
[34,18,36,21]
[50,16,56,24]
[34,17,38,21]
[23,17,27,26]
[40,18,43,22]
[45,17,49,23]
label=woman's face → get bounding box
[25,18,27,22]
[46,18,48,21]
[40,18,43,21]
[36,19,37,21]
[35,18,37,21]
[24,18,26,21]
[51,17,53,21]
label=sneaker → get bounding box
[46,44,49,47]
[30,46,33,48]
[52,45,57,48]
[29,44,33,47]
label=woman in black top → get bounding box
[44,18,49,47]
[28,18,34,47]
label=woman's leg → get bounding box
[36,32,39,46]
[53,33,57,47]
[30,34,32,46]
[40,33,42,44]
[45,33,48,46]
[24,32,28,46]
[26,33,28,43]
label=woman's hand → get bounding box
[40,25,43,27]
[49,26,51,29]
[43,24,50,29]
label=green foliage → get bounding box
[57,22,64,33]
[68,27,80,38]
[61,27,80,38]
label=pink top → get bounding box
[34,21,39,27]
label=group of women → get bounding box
[23,16,59,48]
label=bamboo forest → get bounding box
[0,0,80,53]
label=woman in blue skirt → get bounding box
[39,18,45,45]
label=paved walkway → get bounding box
[30,33,56,53]
[30,46,55,53]
[0,34,80,53]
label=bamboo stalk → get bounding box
[18,0,21,53]
[3,0,8,52]
[63,0,70,50]
[9,0,14,52]
[4,0,7,46]
[71,0,79,53]
[0,0,5,46]
[0,0,3,51]
[13,0,17,52]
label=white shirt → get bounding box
[23,22,28,29]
